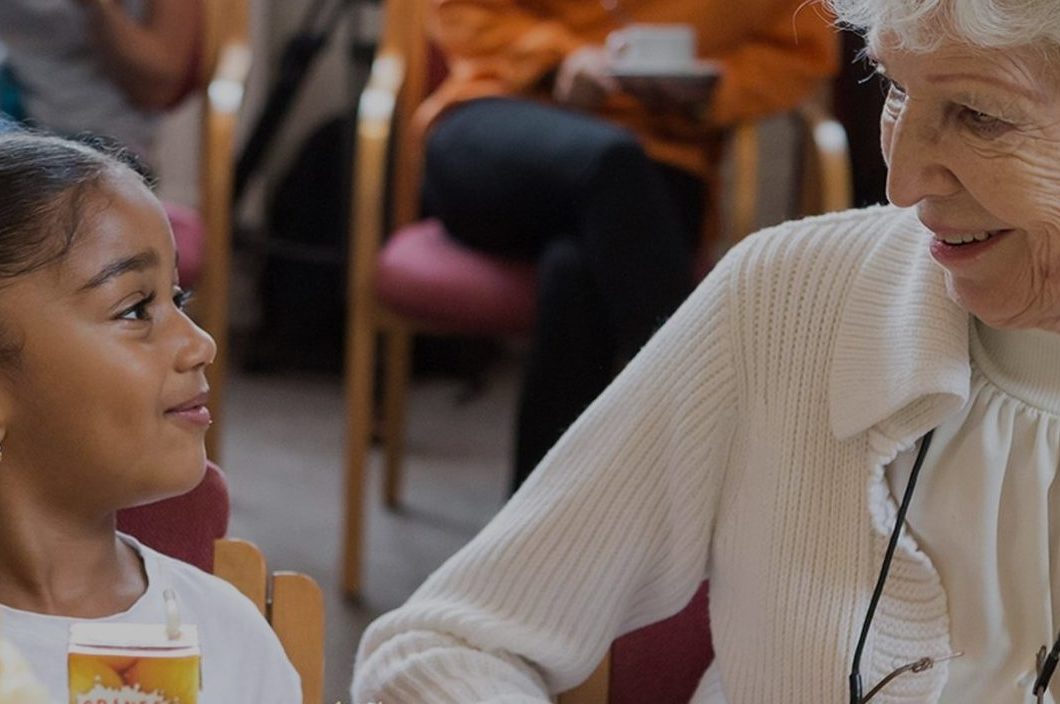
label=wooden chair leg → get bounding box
[382,324,411,508]
[204,337,226,461]
[728,120,760,245]
[198,92,236,464]
[342,299,377,597]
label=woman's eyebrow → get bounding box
[926,72,1048,104]
[79,250,159,291]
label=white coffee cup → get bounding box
[606,23,697,71]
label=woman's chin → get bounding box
[946,273,1055,330]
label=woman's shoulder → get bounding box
[734,205,920,264]
[713,205,923,297]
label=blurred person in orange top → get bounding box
[417,0,839,490]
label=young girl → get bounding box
[0,130,300,701]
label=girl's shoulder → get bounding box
[129,536,267,630]
[130,537,303,700]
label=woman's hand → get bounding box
[553,46,620,110]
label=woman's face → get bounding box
[875,36,1060,331]
[0,169,216,515]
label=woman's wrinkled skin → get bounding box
[875,35,1060,332]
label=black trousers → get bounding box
[423,98,704,491]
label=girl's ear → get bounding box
[0,375,14,449]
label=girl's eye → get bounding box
[173,287,194,311]
[117,292,156,322]
[959,107,1013,138]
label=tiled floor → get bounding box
[220,353,520,702]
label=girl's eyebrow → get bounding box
[79,250,159,291]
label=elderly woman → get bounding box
[352,0,1060,700]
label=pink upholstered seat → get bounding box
[610,581,714,703]
[374,218,538,334]
[116,462,229,572]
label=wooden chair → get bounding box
[214,538,326,704]
[341,0,853,596]
[191,0,253,462]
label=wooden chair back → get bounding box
[213,538,325,704]
[193,0,253,461]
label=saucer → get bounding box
[610,59,718,80]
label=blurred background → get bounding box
[141,1,888,699]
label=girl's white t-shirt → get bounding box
[0,534,301,704]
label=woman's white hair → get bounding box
[826,0,1060,52]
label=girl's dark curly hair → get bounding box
[0,128,151,364]
[0,127,151,283]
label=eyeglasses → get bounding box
[848,430,963,702]
[1035,638,1060,703]
[848,429,1060,702]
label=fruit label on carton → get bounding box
[68,623,200,704]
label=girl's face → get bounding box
[0,169,216,515]
[875,36,1060,331]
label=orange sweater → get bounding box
[417,0,840,176]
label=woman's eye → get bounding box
[880,79,907,119]
[117,292,156,322]
[173,287,194,311]
[959,107,1012,138]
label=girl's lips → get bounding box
[929,229,1013,265]
[165,391,211,427]
[165,404,212,428]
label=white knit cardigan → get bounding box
[353,205,976,704]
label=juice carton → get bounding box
[68,623,200,704]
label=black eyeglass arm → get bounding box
[848,430,935,704]
[848,673,863,704]
[1033,634,1060,696]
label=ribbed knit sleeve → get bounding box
[353,244,743,702]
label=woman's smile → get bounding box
[925,226,1015,265]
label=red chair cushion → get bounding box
[375,219,538,334]
[116,462,229,573]
[164,200,205,290]
[610,581,714,704]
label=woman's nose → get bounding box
[883,109,960,207]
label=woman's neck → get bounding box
[0,485,147,619]
[971,318,1060,414]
